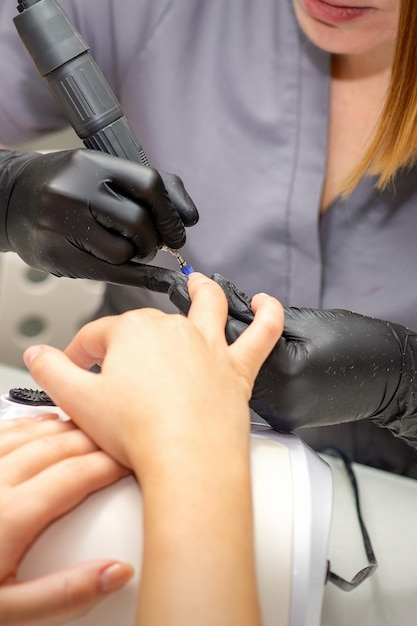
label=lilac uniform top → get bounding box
[0,0,416,473]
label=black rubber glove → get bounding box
[0,149,198,278]
[168,273,417,449]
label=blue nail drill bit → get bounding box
[170,249,194,275]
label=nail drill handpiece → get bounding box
[14,0,194,274]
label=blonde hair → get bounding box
[344,0,417,192]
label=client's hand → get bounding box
[23,273,284,471]
[0,418,132,625]
[23,273,283,626]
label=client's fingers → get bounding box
[0,560,134,625]
[0,452,127,577]
[20,450,128,524]
[1,429,98,484]
[63,316,115,369]
[0,419,74,458]
[229,293,284,382]
[186,273,228,343]
[24,344,97,414]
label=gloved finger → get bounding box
[159,171,199,227]
[49,259,186,294]
[222,317,247,345]
[83,152,186,250]
[112,161,186,250]
[38,221,137,266]
[103,262,189,293]
[91,184,158,260]
[281,306,351,340]
[207,274,253,343]
[0,560,133,625]
[211,274,254,324]
[168,274,192,314]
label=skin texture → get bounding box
[24,273,284,626]
[0,417,133,626]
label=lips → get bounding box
[303,0,373,24]
[319,0,368,7]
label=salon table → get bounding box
[1,363,417,626]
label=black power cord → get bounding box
[323,447,378,591]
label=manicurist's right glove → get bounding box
[0,148,198,280]
[168,273,417,449]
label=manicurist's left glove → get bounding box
[0,148,198,280]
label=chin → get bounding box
[298,19,373,54]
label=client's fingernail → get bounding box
[100,562,134,592]
[23,345,44,368]
[33,412,60,422]
[188,272,204,281]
